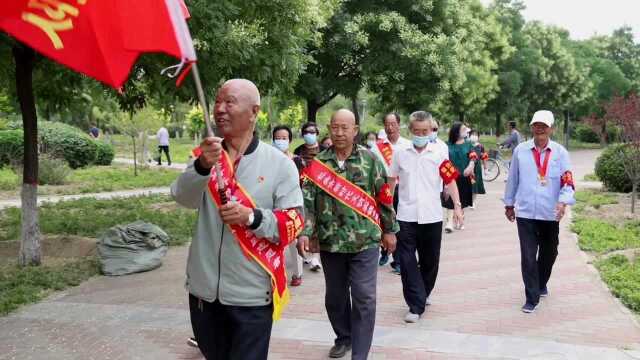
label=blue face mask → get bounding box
[427,132,438,143]
[303,133,317,145]
[366,140,376,149]
[273,139,289,152]
[412,135,430,148]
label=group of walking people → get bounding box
[171,79,576,360]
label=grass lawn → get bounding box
[0,165,180,198]
[596,255,640,313]
[0,195,196,245]
[572,189,640,314]
[0,257,99,316]
[110,134,198,164]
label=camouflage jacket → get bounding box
[302,145,400,253]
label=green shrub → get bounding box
[38,122,98,168]
[94,141,115,166]
[0,117,8,131]
[607,126,621,143]
[595,144,633,193]
[574,124,600,143]
[0,130,24,167]
[37,155,71,185]
[0,166,19,190]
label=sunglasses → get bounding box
[432,128,438,131]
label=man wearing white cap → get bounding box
[503,110,576,313]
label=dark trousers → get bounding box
[380,186,400,260]
[320,248,378,360]
[516,218,560,305]
[158,145,171,164]
[396,221,443,315]
[189,294,273,360]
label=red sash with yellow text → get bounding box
[304,158,388,231]
[194,147,302,320]
[376,141,393,167]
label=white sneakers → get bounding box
[404,312,420,323]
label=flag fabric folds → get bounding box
[0,0,196,88]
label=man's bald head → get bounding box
[214,79,261,138]
[328,108,358,151]
[220,78,261,106]
[330,108,356,125]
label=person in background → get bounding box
[320,136,333,150]
[370,112,412,273]
[444,123,475,233]
[293,122,323,272]
[294,122,321,156]
[157,126,172,166]
[273,125,304,287]
[363,131,378,149]
[500,121,523,150]
[469,129,488,209]
[503,110,575,313]
[390,111,464,323]
[89,124,100,138]
[298,109,398,359]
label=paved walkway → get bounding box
[0,187,170,210]
[2,149,640,359]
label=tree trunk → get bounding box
[132,135,138,176]
[495,112,502,137]
[458,111,465,123]
[141,131,148,165]
[14,44,41,266]
[351,97,360,125]
[632,181,637,214]
[563,110,570,150]
[601,122,607,146]
[307,100,320,124]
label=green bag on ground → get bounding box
[98,221,169,276]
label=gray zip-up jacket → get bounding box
[171,137,303,306]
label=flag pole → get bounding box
[191,62,228,203]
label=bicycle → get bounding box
[484,146,511,182]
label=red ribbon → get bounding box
[532,147,551,179]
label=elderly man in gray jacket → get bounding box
[171,79,304,360]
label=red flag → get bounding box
[0,0,196,88]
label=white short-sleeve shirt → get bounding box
[157,127,170,146]
[370,136,412,174]
[389,141,449,224]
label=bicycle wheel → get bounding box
[484,158,500,182]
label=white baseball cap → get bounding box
[530,110,554,127]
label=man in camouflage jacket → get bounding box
[298,109,399,359]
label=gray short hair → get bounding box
[409,111,435,128]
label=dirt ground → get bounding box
[0,235,97,265]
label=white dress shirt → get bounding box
[389,141,449,224]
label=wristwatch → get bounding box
[246,211,255,226]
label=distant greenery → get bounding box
[0,167,18,191]
[596,255,640,313]
[0,195,196,245]
[0,257,100,316]
[583,173,599,181]
[110,134,196,164]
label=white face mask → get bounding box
[273,139,289,152]
[470,135,479,143]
